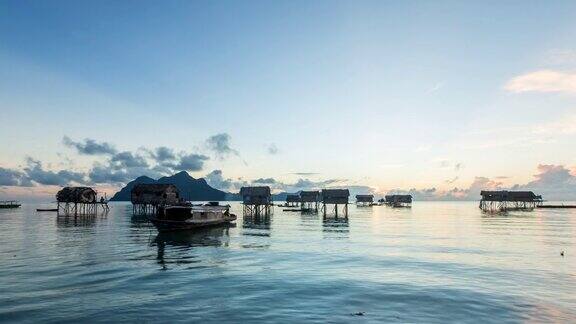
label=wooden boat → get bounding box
[537,205,576,209]
[36,208,58,212]
[392,203,412,208]
[0,201,21,209]
[150,203,236,232]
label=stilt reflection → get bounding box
[153,226,231,270]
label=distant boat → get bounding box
[0,201,21,209]
[36,208,58,212]
[537,205,576,209]
[149,203,236,231]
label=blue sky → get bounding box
[2,1,576,201]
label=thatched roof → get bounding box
[56,187,97,203]
[130,184,180,205]
[322,189,349,198]
[385,195,412,203]
[356,194,374,202]
[240,186,271,197]
[321,189,349,203]
[240,186,272,205]
[480,190,542,202]
[300,190,320,202]
[286,194,300,203]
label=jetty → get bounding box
[241,186,273,216]
[0,200,21,209]
[385,195,412,207]
[355,194,374,207]
[57,187,109,216]
[321,189,349,218]
[479,190,542,212]
[131,184,180,215]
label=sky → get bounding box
[1,0,576,201]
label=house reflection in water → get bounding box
[242,214,272,237]
[322,215,349,239]
[152,227,231,270]
[56,214,102,228]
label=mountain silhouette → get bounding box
[110,171,228,201]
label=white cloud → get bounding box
[387,164,576,201]
[505,70,576,94]
[512,164,576,201]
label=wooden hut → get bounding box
[0,201,21,209]
[321,189,349,217]
[131,184,180,215]
[385,195,412,207]
[56,186,98,215]
[300,190,320,212]
[479,190,542,212]
[240,186,273,216]
[355,194,374,206]
[285,194,300,207]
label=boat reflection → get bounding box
[130,214,153,226]
[152,226,232,270]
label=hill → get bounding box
[110,171,228,201]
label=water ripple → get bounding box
[0,202,574,322]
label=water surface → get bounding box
[0,202,574,323]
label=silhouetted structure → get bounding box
[479,190,542,212]
[131,184,180,215]
[300,190,320,212]
[286,194,300,207]
[57,187,106,215]
[385,195,412,207]
[321,189,349,217]
[0,200,21,209]
[356,194,374,206]
[241,186,273,216]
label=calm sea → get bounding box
[0,202,574,323]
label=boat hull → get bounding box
[0,205,21,209]
[149,215,237,232]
